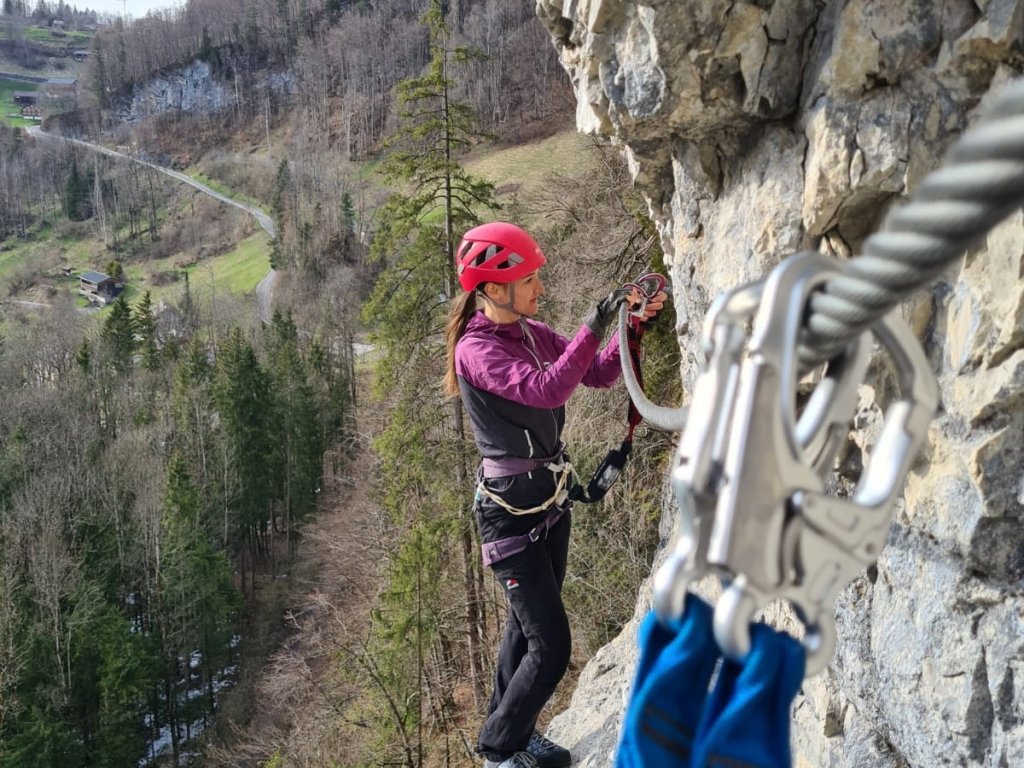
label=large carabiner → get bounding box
[653,278,762,621]
[654,251,939,677]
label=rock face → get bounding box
[113,61,295,124]
[536,1,1024,766]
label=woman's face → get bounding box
[483,270,545,318]
[510,270,544,316]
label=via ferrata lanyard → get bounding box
[571,272,667,504]
[615,75,1024,768]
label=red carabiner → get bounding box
[623,272,667,325]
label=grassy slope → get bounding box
[117,232,271,308]
[183,233,271,298]
[463,129,595,195]
[21,27,90,45]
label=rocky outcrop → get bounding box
[113,60,295,124]
[536,1,1024,766]
[114,61,229,124]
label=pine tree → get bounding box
[90,37,108,109]
[341,191,356,235]
[63,159,91,221]
[75,337,91,374]
[87,606,157,768]
[198,25,214,63]
[133,291,160,371]
[159,452,240,746]
[361,0,498,742]
[0,552,24,744]
[101,296,135,375]
[1,705,83,767]
[270,158,292,270]
[105,260,124,280]
[213,329,278,591]
[363,0,497,407]
[266,311,323,561]
[171,338,217,493]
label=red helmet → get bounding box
[455,222,547,292]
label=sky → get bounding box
[80,0,185,19]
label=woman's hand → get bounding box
[633,290,669,322]
[588,286,670,336]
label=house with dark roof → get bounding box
[79,270,125,305]
[12,91,37,106]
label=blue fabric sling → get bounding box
[691,623,805,768]
[615,599,719,767]
[615,604,805,768]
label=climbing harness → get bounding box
[615,74,1024,768]
[474,449,574,566]
[570,272,667,504]
[480,503,570,567]
[475,453,575,516]
[476,272,667,567]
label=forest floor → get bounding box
[207,368,391,766]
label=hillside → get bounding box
[0,14,92,128]
[0,148,270,316]
[0,17,92,77]
[0,3,677,767]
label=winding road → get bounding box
[25,125,280,320]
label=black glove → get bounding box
[585,287,630,337]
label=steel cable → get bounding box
[800,77,1024,366]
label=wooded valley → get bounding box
[0,1,681,766]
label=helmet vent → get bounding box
[470,244,502,267]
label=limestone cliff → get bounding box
[536,2,1024,766]
[112,61,295,125]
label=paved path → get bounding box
[26,125,280,320]
[0,71,48,84]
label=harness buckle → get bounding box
[654,252,939,676]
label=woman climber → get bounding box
[443,221,668,768]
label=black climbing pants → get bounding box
[476,509,572,760]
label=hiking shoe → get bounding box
[526,731,571,768]
[483,753,539,768]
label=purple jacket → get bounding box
[455,310,621,462]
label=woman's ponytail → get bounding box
[444,290,478,397]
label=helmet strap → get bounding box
[477,283,521,317]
